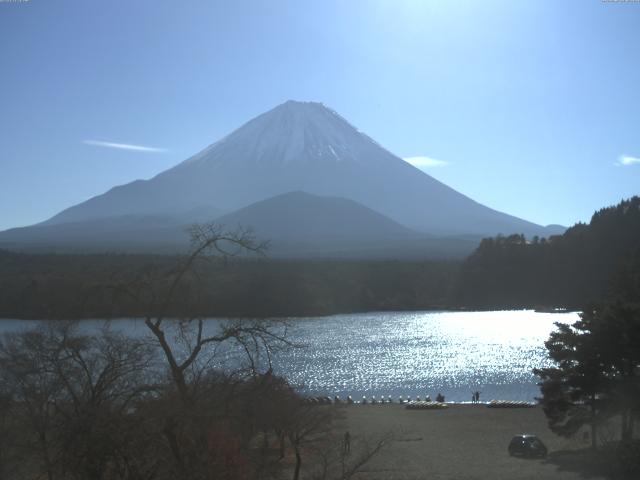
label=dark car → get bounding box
[508,434,548,458]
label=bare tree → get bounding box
[279,401,391,480]
[109,223,299,479]
[0,322,158,480]
[113,224,291,403]
[327,432,391,480]
[0,325,67,480]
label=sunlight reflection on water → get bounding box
[0,310,578,401]
[270,310,579,401]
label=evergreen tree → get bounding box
[535,302,640,448]
[588,302,640,442]
[534,311,606,449]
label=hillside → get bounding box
[453,196,640,308]
[0,192,479,258]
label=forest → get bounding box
[452,196,640,309]
[0,253,458,319]
[0,197,638,319]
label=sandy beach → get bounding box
[341,404,605,480]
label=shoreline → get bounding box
[305,396,538,406]
[340,403,604,480]
[0,307,579,322]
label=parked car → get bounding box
[508,434,548,458]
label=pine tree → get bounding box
[535,302,640,448]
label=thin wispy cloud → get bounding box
[83,140,167,153]
[403,156,450,168]
[615,154,640,167]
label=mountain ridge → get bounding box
[0,191,486,258]
[41,100,553,237]
[3,100,565,256]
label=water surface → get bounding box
[0,310,578,402]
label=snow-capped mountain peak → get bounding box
[179,100,383,169]
[41,100,552,239]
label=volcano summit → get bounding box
[0,101,563,256]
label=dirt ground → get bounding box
[340,404,606,480]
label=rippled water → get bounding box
[0,310,578,402]
[272,310,578,401]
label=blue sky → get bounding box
[1,0,638,231]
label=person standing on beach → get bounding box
[343,431,351,454]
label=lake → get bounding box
[0,310,578,402]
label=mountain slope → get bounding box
[0,191,482,258]
[43,100,555,237]
[215,191,418,239]
[0,215,189,253]
[213,191,435,257]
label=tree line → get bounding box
[452,196,640,309]
[1,197,639,318]
[0,252,458,319]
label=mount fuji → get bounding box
[0,100,563,256]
